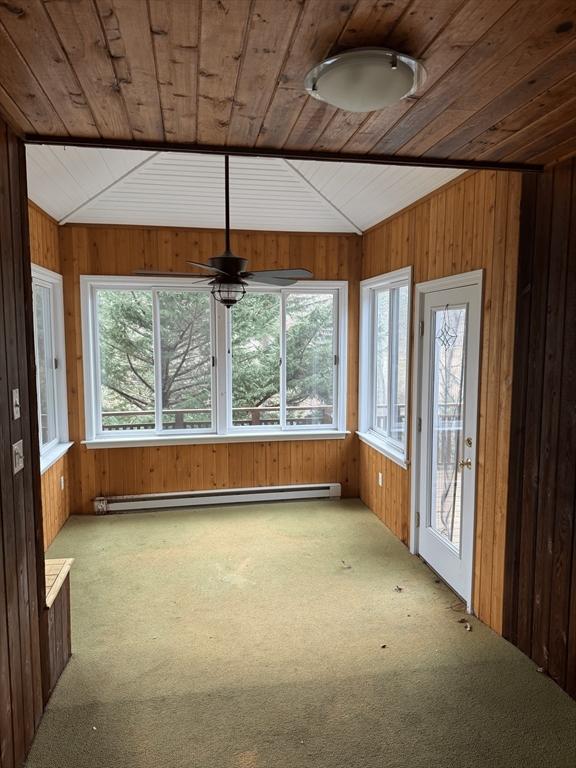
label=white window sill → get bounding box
[83,430,350,449]
[356,431,409,469]
[40,441,73,474]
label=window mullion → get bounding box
[214,301,228,434]
[152,289,163,434]
[280,292,287,430]
[32,282,44,446]
[389,288,397,441]
[331,290,338,430]
[92,288,104,436]
[371,290,379,434]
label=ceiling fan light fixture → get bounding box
[304,48,424,113]
[211,279,246,309]
[134,155,314,302]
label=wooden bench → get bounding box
[43,558,73,702]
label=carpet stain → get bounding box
[235,750,259,767]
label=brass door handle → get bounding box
[458,458,472,470]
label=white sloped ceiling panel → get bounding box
[26,145,466,233]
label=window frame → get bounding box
[81,275,348,447]
[31,264,71,473]
[358,266,412,468]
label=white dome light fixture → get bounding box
[304,48,425,113]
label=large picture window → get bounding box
[81,277,347,445]
[358,267,411,466]
[32,265,70,472]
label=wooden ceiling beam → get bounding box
[23,134,543,173]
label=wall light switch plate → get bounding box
[12,388,20,420]
[12,440,24,475]
[378,471,383,487]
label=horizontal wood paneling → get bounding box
[504,159,576,699]
[59,224,361,513]
[360,170,522,633]
[28,202,72,550]
[1,1,576,166]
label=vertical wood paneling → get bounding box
[39,456,71,551]
[28,203,72,551]
[360,170,521,632]
[59,224,361,514]
[0,116,45,767]
[43,577,71,702]
[28,204,60,273]
[504,159,576,700]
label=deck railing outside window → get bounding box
[102,405,334,431]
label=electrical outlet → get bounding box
[12,440,24,475]
[378,471,383,487]
[60,475,65,491]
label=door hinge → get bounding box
[419,320,424,336]
[415,511,420,528]
[417,416,422,433]
[211,356,216,367]
[54,357,59,370]
[334,354,339,366]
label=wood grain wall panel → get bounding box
[28,202,72,550]
[504,159,576,699]
[3,1,576,167]
[59,224,361,513]
[360,170,521,632]
[28,203,60,272]
[0,115,45,767]
[39,456,71,551]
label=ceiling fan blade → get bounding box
[245,274,298,286]
[134,270,213,278]
[245,268,314,280]
[186,260,229,276]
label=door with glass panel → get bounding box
[415,276,482,607]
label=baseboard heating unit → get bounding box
[93,483,341,514]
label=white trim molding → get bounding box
[358,266,412,468]
[80,275,348,447]
[31,264,71,473]
[84,431,349,449]
[40,441,73,474]
[409,268,484,612]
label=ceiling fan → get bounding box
[135,155,314,308]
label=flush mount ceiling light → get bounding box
[304,48,424,113]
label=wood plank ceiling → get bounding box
[0,0,575,167]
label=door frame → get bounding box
[409,269,484,612]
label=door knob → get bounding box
[458,457,472,470]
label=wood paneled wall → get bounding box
[40,456,71,552]
[28,203,60,272]
[59,225,361,514]
[504,159,576,698]
[28,203,72,550]
[0,116,45,767]
[360,170,522,633]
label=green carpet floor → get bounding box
[27,499,576,767]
